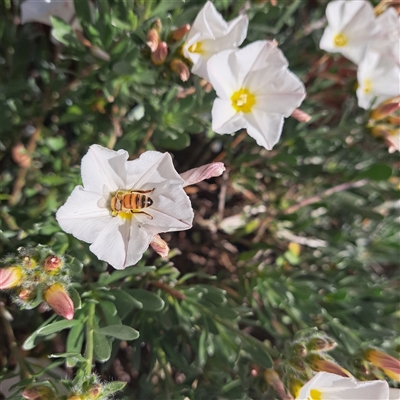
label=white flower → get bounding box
[56,145,225,269]
[207,40,306,150]
[296,372,389,400]
[20,0,82,30]
[183,1,248,80]
[356,50,400,109]
[319,0,381,65]
[374,7,400,63]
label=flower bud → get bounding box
[147,29,160,52]
[0,266,23,290]
[264,369,293,400]
[291,108,311,123]
[22,256,37,269]
[306,337,330,352]
[180,162,225,187]
[44,283,74,320]
[151,18,162,32]
[44,255,63,272]
[150,234,170,258]
[18,288,33,301]
[306,353,352,377]
[291,342,307,357]
[370,97,400,121]
[364,348,400,382]
[88,384,102,398]
[151,42,168,65]
[170,24,190,41]
[22,385,55,400]
[170,59,190,82]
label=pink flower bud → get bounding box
[180,162,226,187]
[44,283,74,320]
[0,266,23,290]
[364,348,400,382]
[170,24,190,41]
[306,354,352,377]
[150,234,170,258]
[151,42,168,65]
[147,29,160,52]
[18,288,33,301]
[264,369,293,400]
[170,59,190,82]
[44,255,63,272]
[291,108,311,123]
[370,96,400,121]
[22,386,55,400]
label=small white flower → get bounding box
[207,40,306,150]
[20,0,82,30]
[296,372,389,400]
[183,0,248,80]
[357,50,400,109]
[319,0,381,65]
[56,145,225,269]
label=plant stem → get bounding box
[84,301,96,376]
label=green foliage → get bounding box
[0,0,399,399]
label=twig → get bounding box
[283,179,370,215]
[0,303,31,380]
[135,122,156,157]
[213,130,248,163]
[217,170,229,223]
[149,280,186,300]
[8,126,41,206]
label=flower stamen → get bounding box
[188,41,204,54]
[363,79,372,94]
[231,88,256,113]
[333,33,348,47]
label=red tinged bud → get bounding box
[22,385,55,399]
[364,348,400,382]
[44,283,74,320]
[147,29,160,52]
[151,42,168,65]
[150,234,170,258]
[170,59,190,82]
[0,266,23,290]
[306,353,352,377]
[170,24,191,41]
[44,255,63,272]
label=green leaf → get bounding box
[102,381,127,395]
[359,164,392,181]
[49,352,85,363]
[243,342,273,369]
[73,0,92,23]
[36,320,81,337]
[109,289,140,319]
[101,265,156,284]
[22,315,58,350]
[93,331,112,362]
[98,324,139,341]
[128,289,165,311]
[112,61,136,75]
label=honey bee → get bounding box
[111,189,154,219]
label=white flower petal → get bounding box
[56,186,111,244]
[211,98,244,133]
[89,218,153,270]
[245,112,284,150]
[81,145,127,194]
[389,388,400,400]
[20,0,76,26]
[180,162,226,187]
[126,152,184,190]
[297,372,389,400]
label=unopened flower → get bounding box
[151,42,168,65]
[20,0,82,30]
[364,348,400,382]
[44,283,74,320]
[147,29,160,52]
[57,145,224,269]
[0,266,23,290]
[296,372,389,400]
[207,40,306,150]
[150,234,170,258]
[22,385,56,400]
[183,1,248,80]
[44,255,63,272]
[264,369,293,400]
[170,59,190,82]
[306,353,352,377]
[170,24,191,42]
[371,96,400,121]
[357,50,400,110]
[319,0,380,64]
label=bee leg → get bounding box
[132,210,153,220]
[111,211,118,217]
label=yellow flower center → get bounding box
[309,389,323,400]
[231,88,256,113]
[363,79,372,94]
[188,41,204,55]
[333,33,348,47]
